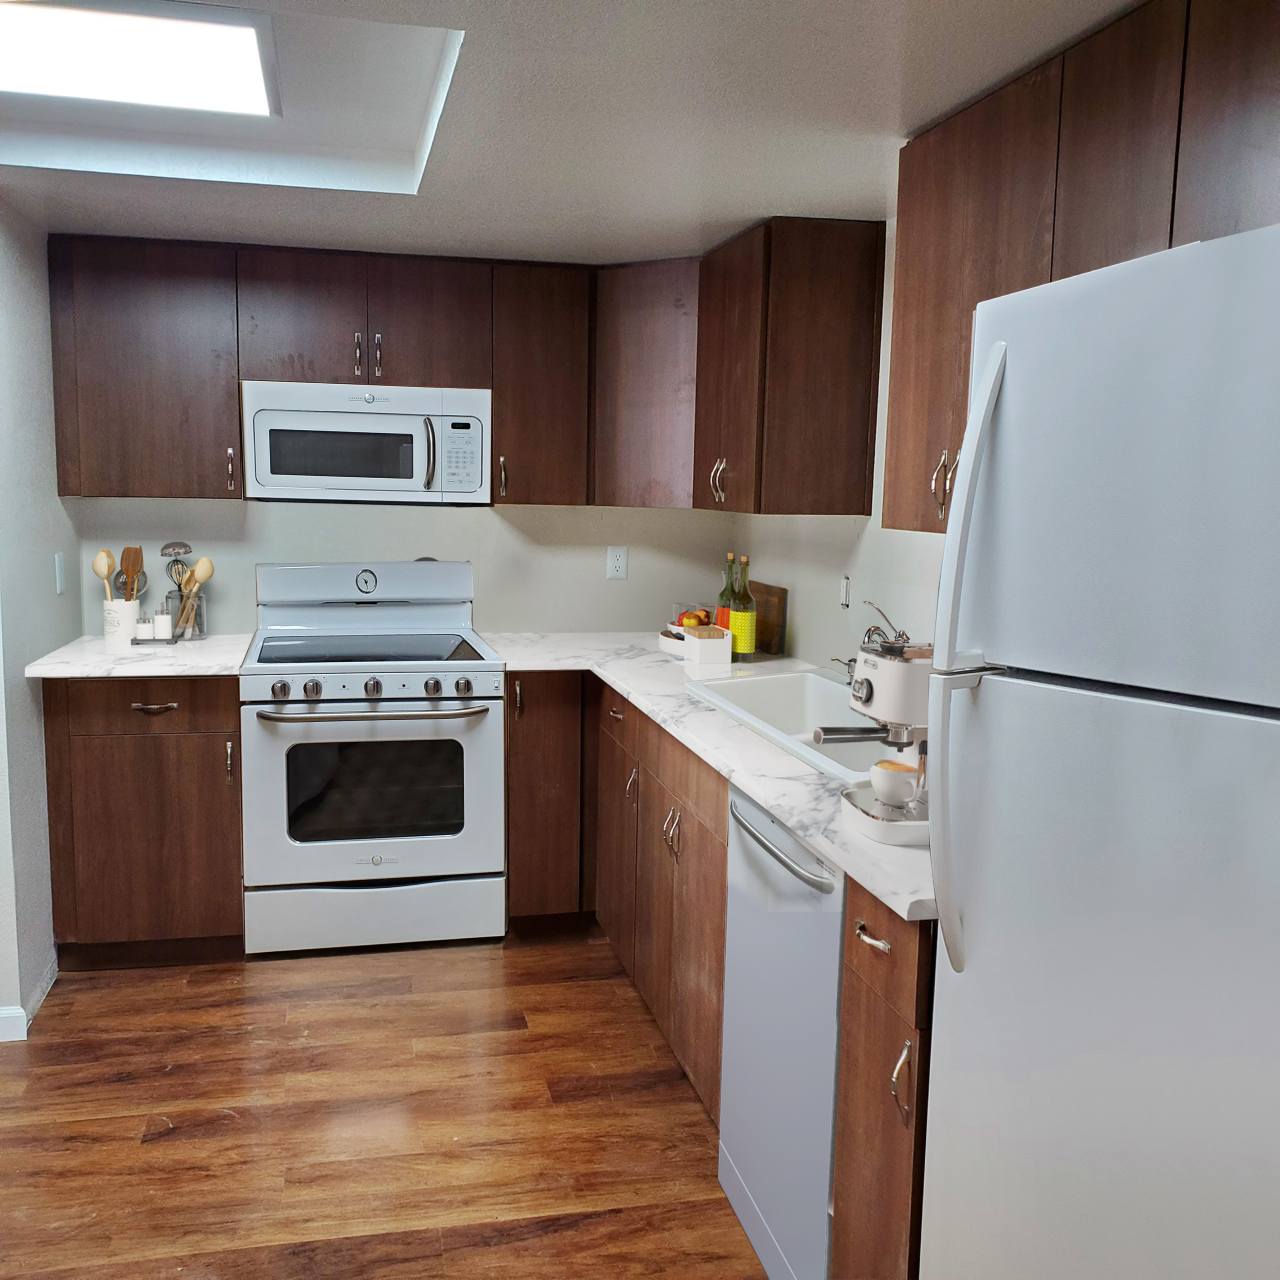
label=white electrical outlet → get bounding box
[606,546,629,580]
[53,551,65,596]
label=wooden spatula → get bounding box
[120,546,143,602]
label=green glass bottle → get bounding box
[729,554,757,661]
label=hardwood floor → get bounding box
[0,924,762,1278]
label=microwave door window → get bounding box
[268,428,414,481]
[286,740,465,842]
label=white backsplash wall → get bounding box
[736,218,946,666]
[72,500,740,635]
[0,203,81,1024]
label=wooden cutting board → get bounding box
[753,582,788,655]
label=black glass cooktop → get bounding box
[257,633,483,665]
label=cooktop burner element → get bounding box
[255,633,483,665]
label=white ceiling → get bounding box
[0,0,1131,263]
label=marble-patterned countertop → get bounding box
[489,633,937,922]
[24,633,253,679]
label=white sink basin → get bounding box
[690,669,886,785]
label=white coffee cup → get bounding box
[103,599,139,653]
[869,757,919,807]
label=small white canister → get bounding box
[103,599,139,653]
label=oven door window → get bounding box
[285,740,464,842]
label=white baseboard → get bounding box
[0,956,58,1043]
[24,956,57,1023]
[0,1006,28,1042]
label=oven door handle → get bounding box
[255,706,491,725]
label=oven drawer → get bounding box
[244,875,506,953]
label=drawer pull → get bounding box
[130,702,179,715]
[608,707,625,721]
[890,1038,913,1123]
[855,920,891,955]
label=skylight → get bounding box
[0,2,274,117]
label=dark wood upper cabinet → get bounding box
[49,237,240,499]
[759,218,884,515]
[693,225,767,512]
[237,247,369,384]
[1053,0,1186,280]
[492,263,591,505]
[1174,0,1280,245]
[366,256,492,388]
[594,258,699,509]
[884,60,1061,532]
[694,217,883,515]
[505,671,582,917]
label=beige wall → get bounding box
[0,198,80,1023]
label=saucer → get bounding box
[842,780,929,847]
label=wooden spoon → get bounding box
[120,546,143,602]
[92,549,115,602]
[177,558,214,636]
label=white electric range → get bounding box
[238,561,507,954]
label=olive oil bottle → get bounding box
[729,553,757,661]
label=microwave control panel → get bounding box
[440,418,483,493]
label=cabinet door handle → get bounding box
[499,455,508,498]
[661,807,675,843]
[930,449,949,520]
[608,707,624,721]
[354,331,363,377]
[716,457,728,503]
[854,920,892,955]
[226,447,236,492]
[625,766,638,799]
[708,459,720,503]
[374,331,383,379]
[889,1038,913,1123]
[225,739,234,784]
[131,702,178,715]
[668,809,681,857]
[514,679,522,713]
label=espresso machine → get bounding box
[816,602,932,845]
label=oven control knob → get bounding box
[364,677,383,699]
[270,680,291,701]
[424,677,443,697]
[303,679,322,700]
[454,676,473,697]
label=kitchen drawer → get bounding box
[842,876,935,1029]
[67,677,240,736]
[657,731,728,845]
[596,680,639,754]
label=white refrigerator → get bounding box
[921,225,1280,1279]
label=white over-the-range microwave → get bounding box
[240,381,491,504]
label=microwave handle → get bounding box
[424,417,437,490]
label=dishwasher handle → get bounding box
[730,802,835,895]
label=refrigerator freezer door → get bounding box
[921,674,1280,1279]
[719,791,845,1280]
[946,224,1280,709]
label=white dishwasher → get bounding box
[720,789,846,1280]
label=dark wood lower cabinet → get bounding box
[594,729,639,974]
[668,804,727,1124]
[831,882,934,1279]
[633,772,677,1039]
[505,672,583,917]
[44,678,244,954]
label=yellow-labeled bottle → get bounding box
[729,554,757,661]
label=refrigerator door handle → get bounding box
[935,340,1007,671]
[929,670,984,973]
